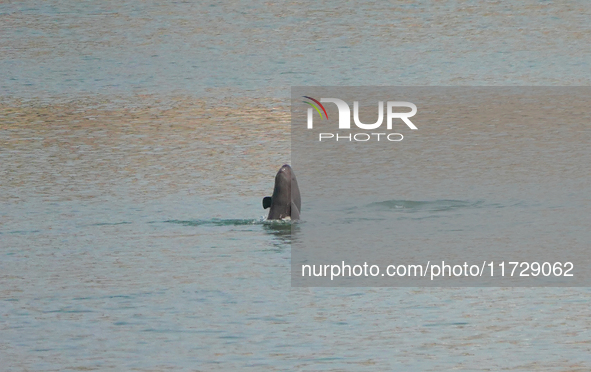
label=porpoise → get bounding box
[262,164,301,220]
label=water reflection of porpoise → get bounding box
[262,164,301,220]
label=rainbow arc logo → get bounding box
[302,96,328,120]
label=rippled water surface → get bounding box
[2,0,591,370]
[2,0,591,99]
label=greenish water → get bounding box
[2,0,591,370]
[2,0,591,100]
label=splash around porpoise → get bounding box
[163,218,296,227]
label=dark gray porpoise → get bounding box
[262,164,301,220]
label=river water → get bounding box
[1,1,591,370]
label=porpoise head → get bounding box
[263,164,301,220]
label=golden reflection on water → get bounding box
[0,96,290,203]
